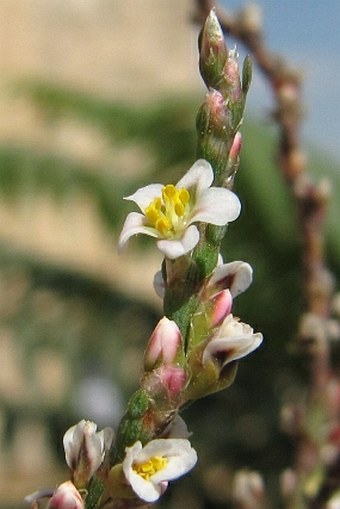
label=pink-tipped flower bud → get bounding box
[199,9,229,89]
[229,132,242,161]
[196,89,231,140]
[142,365,187,404]
[210,289,233,328]
[63,420,114,488]
[144,317,182,371]
[224,50,242,102]
[48,482,84,509]
[158,365,187,399]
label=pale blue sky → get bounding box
[220,0,340,162]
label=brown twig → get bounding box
[194,1,337,507]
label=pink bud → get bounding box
[48,482,84,509]
[158,366,187,399]
[229,132,242,160]
[224,52,242,101]
[144,317,182,371]
[210,289,233,327]
[207,89,227,126]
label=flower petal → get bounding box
[156,225,199,259]
[151,440,197,483]
[63,420,87,469]
[123,442,163,502]
[209,261,253,297]
[118,212,158,253]
[176,159,213,195]
[190,187,241,226]
[124,184,163,212]
[203,332,263,367]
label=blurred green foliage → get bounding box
[0,81,339,508]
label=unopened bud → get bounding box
[63,420,114,488]
[196,89,231,139]
[224,50,242,102]
[229,132,242,161]
[143,365,187,402]
[210,289,233,327]
[199,9,228,89]
[144,317,182,371]
[48,482,84,509]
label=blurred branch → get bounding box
[193,1,334,318]
[194,1,338,508]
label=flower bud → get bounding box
[48,482,84,509]
[224,50,242,102]
[63,420,114,488]
[196,89,231,140]
[199,9,228,89]
[229,132,242,161]
[144,317,182,372]
[142,365,187,402]
[210,289,233,328]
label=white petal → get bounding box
[125,184,163,212]
[151,441,197,482]
[176,159,213,194]
[63,420,86,469]
[156,225,199,259]
[118,212,158,253]
[190,187,241,226]
[209,261,253,297]
[103,427,115,451]
[123,442,162,502]
[128,469,162,502]
[203,333,263,366]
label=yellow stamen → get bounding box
[145,185,191,237]
[156,218,171,236]
[162,184,177,198]
[133,456,168,481]
[179,189,190,204]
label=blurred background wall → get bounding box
[0,1,201,506]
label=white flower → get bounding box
[118,159,241,259]
[203,314,263,368]
[123,439,197,502]
[63,420,114,486]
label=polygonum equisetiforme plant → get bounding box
[25,10,262,509]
